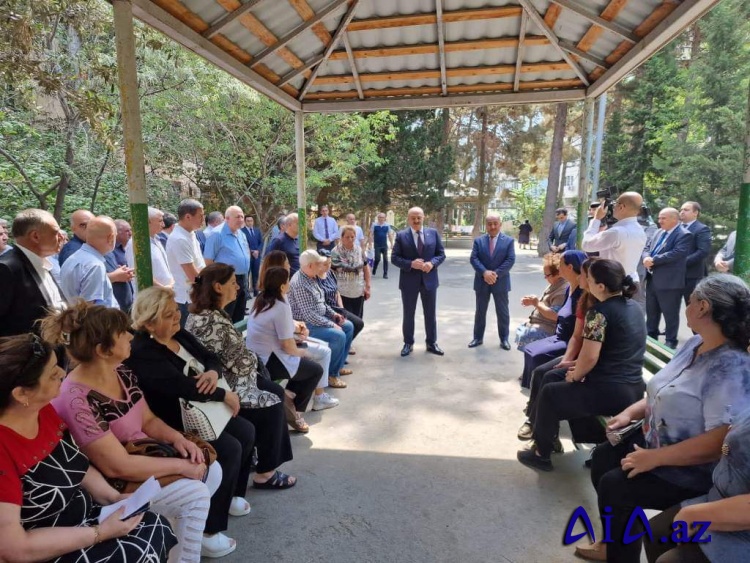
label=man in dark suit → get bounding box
[548,208,576,253]
[0,209,67,337]
[104,219,135,313]
[679,201,712,304]
[392,207,446,357]
[242,215,264,296]
[468,214,516,350]
[642,207,693,349]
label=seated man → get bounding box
[287,250,354,389]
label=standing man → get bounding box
[204,206,251,323]
[267,212,300,275]
[58,209,94,266]
[679,201,712,304]
[343,214,366,251]
[60,216,120,308]
[157,212,176,249]
[242,215,263,296]
[0,209,67,336]
[126,207,174,291]
[0,219,12,257]
[714,231,736,273]
[642,208,693,349]
[313,205,339,252]
[468,214,516,350]
[392,206,446,357]
[548,208,576,253]
[104,219,135,313]
[370,212,395,279]
[203,211,224,238]
[166,199,205,327]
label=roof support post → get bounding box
[112,0,152,290]
[577,97,595,247]
[295,111,307,253]
[513,10,527,92]
[342,33,364,99]
[735,81,750,279]
[435,0,448,96]
[592,93,607,194]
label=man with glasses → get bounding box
[58,209,94,266]
[548,208,576,253]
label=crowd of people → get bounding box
[0,194,747,563]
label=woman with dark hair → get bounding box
[41,303,220,560]
[515,252,568,349]
[519,250,587,388]
[575,273,750,563]
[518,220,532,250]
[517,259,647,472]
[258,250,288,292]
[0,334,176,563]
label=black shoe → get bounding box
[500,339,511,350]
[517,421,533,441]
[517,448,553,472]
[552,437,564,454]
[666,340,678,350]
[401,344,413,357]
[426,343,444,356]
[383,274,388,279]
[468,339,483,348]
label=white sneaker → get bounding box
[312,392,339,411]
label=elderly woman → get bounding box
[519,250,587,388]
[0,334,176,563]
[517,259,647,473]
[40,303,220,561]
[573,274,750,563]
[317,249,359,364]
[331,225,371,320]
[515,253,568,349]
[186,263,318,434]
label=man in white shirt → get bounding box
[166,199,206,327]
[313,205,339,252]
[126,207,174,293]
[582,191,648,304]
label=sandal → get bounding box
[328,376,347,388]
[288,412,309,434]
[339,368,353,376]
[201,533,237,558]
[252,470,297,490]
[348,347,356,355]
[229,496,251,516]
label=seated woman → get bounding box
[514,253,568,349]
[518,257,597,445]
[40,304,220,561]
[0,334,176,563]
[127,287,296,494]
[573,273,750,563]
[517,259,647,473]
[519,250,587,388]
[331,225,371,321]
[258,251,338,410]
[645,407,750,563]
[185,263,318,434]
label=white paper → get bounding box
[98,477,162,523]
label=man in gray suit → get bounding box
[714,231,736,273]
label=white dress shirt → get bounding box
[125,236,174,295]
[166,225,205,304]
[582,216,647,281]
[16,244,67,311]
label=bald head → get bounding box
[613,192,643,220]
[70,209,94,241]
[114,219,132,247]
[224,206,245,232]
[85,216,117,254]
[657,207,680,231]
[285,213,299,238]
[407,207,425,231]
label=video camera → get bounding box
[595,186,618,227]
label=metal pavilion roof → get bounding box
[131,0,721,113]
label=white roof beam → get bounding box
[513,10,528,92]
[559,40,608,69]
[342,33,364,99]
[435,0,448,96]
[279,53,326,87]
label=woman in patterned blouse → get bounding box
[331,225,371,320]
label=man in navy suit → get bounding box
[392,207,446,356]
[642,207,693,349]
[241,215,264,296]
[679,201,712,305]
[468,214,516,350]
[548,208,576,253]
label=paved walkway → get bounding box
[223,246,671,562]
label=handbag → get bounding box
[109,433,217,494]
[180,358,233,441]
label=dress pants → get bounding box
[590,435,706,563]
[206,415,255,534]
[224,274,248,324]
[401,283,437,345]
[238,381,293,474]
[249,254,261,295]
[526,358,565,421]
[340,296,365,321]
[644,506,711,563]
[316,241,335,252]
[473,282,510,341]
[646,280,682,347]
[372,246,388,276]
[682,277,700,306]
[265,352,321,411]
[307,321,353,376]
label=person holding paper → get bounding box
[42,303,226,561]
[0,334,177,562]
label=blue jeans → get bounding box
[307,320,353,377]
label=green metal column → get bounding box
[112,0,152,290]
[735,81,750,279]
[295,111,307,252]
[577,97,595,246]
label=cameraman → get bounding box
[582,192,648,303]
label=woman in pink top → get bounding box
[43,302,226,562]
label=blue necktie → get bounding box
[324,219,329,239]
[651,231,668,256]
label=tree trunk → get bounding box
[472,107,489,238]
[540,102,568,256]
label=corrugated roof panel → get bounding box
[251,3,304,39]
[521,44,563,64]
[444,15,520,42]
[445,47,518,68]
[349,25,438,49]
[354,0,435,19]
[180,0,226,26]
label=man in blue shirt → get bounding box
[268,212,300,275]
[60,216,119,308]
[104,219,135,313]
[241,215,263,296]
[204,205,251,323]
[58,209,93,266]
[369,212,395,279]
[313,205,339,252]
